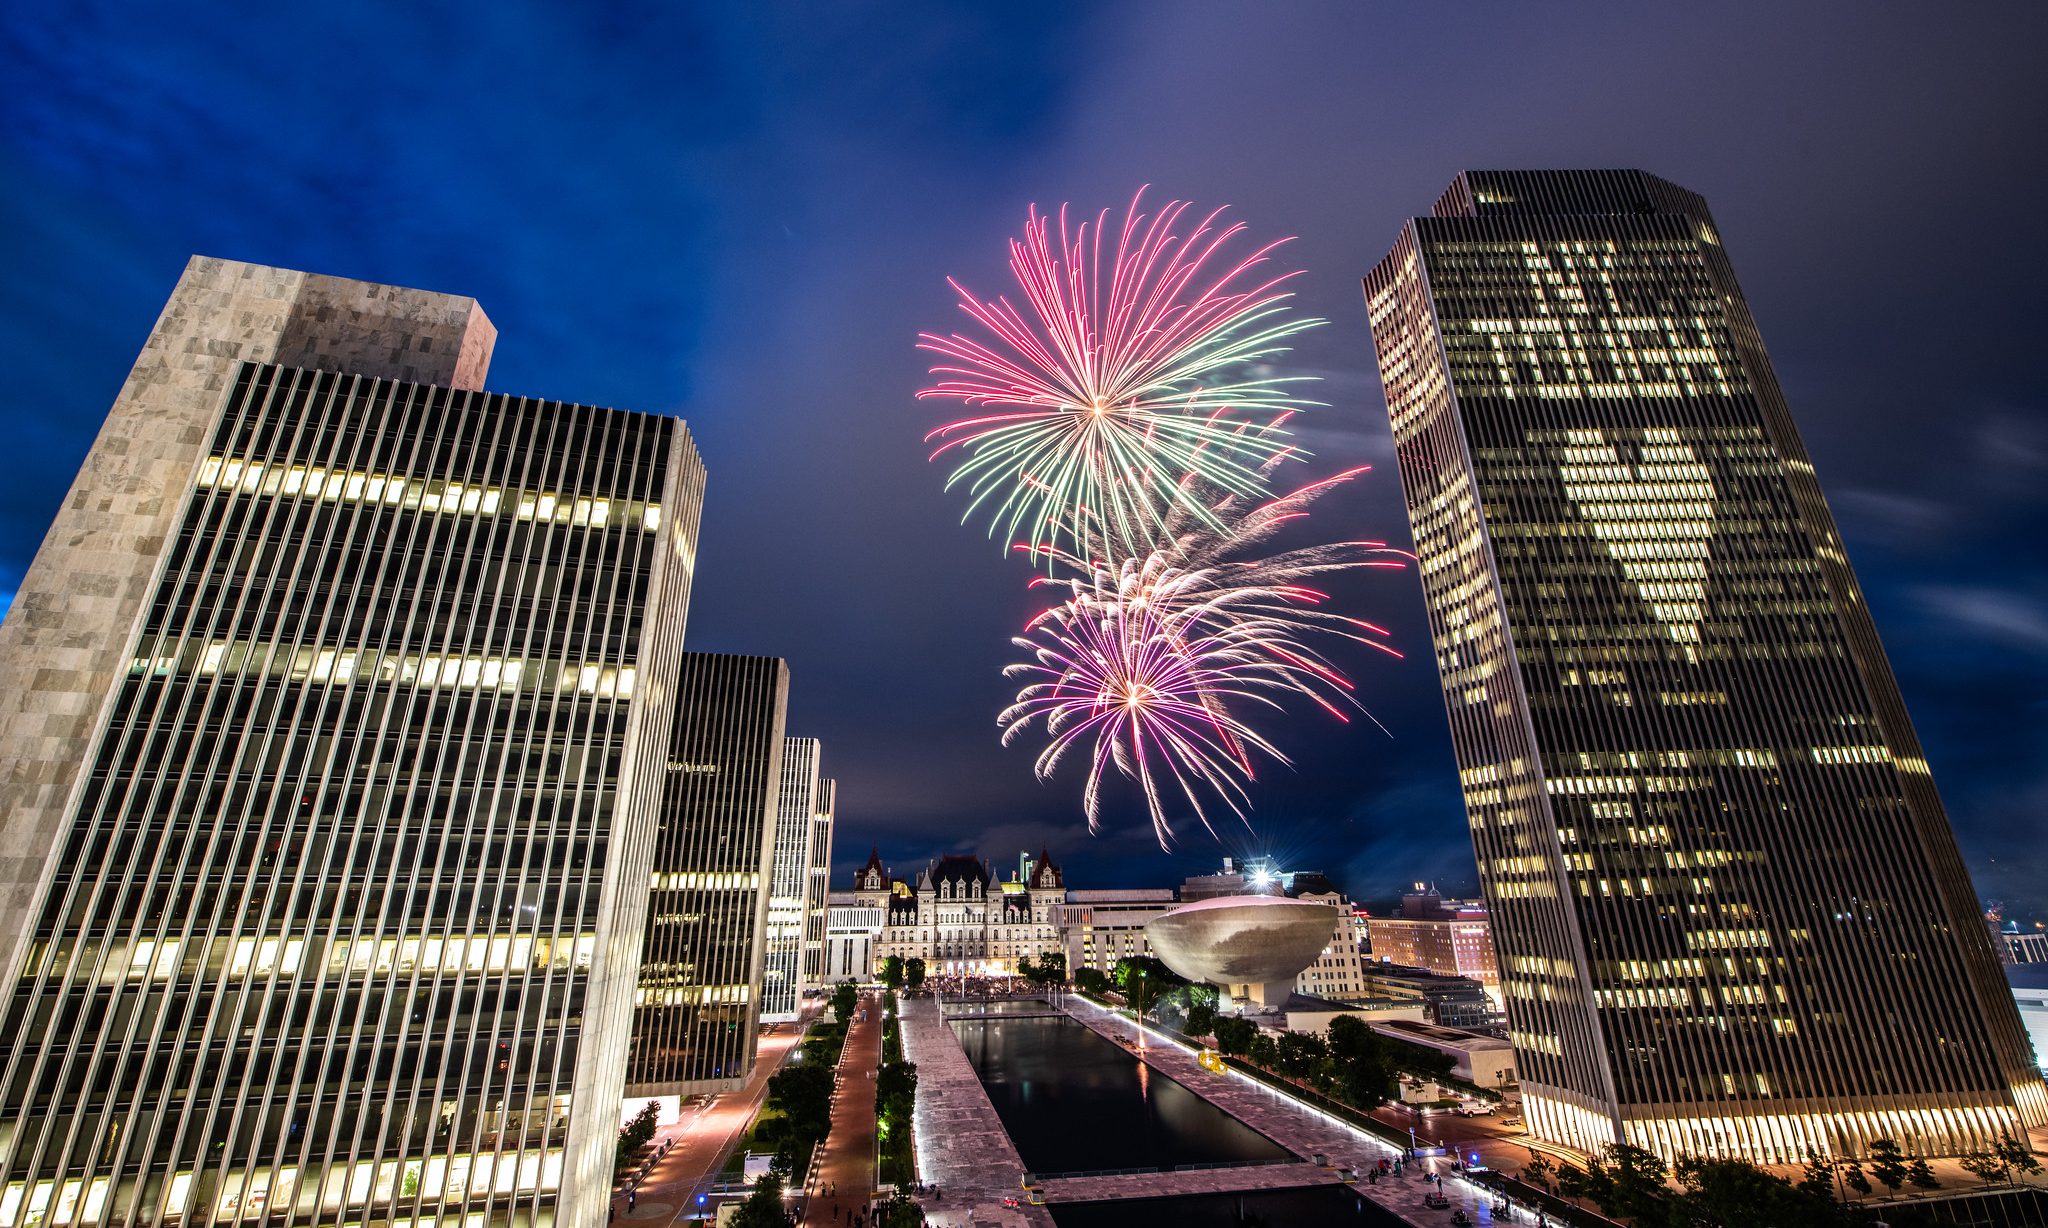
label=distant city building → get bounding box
[1288,875,1374,1003]
[1270,993,1426,1037]
[824,884,886,982]
[1362,964,1504,1034]
[2010,967,2048,1077]
[1364,884,1500,994]
[1990,923,2048,967]
[1371,1020,1518,1089]
[0,259,703,1228]
[627,654,789,1101]
[802,778,837,987]
[760,739,828,1021]
[1054,888,1178,975]
[1366,168,2047,1160]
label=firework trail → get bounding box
[919,189,1324,562]
[1002,589,1301,848]
[1004,469,1408,847]
[920,191,1401,847]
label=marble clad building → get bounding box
[0,259,702,1228]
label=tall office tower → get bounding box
[1364,172,2046,1163]
[625,654,788,1103]
[759,738,822,1022]
[0,258,704,1228]
[801,778,837,988]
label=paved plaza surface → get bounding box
[610,1013,812,1224]
[900,995,1056,1228]
[804,993,885,1226]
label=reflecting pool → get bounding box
[950,1015,1290,1175]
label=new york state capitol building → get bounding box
[823,850,1382,1003]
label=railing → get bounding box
[1025,1157,1308,1183]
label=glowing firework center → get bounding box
[1144,894,1337,1008]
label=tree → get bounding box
[764,1061,836,1177]
[1906,1157,1940,1190]
[615,1100,660,1174]
[1797,1151,1837,1204]
[1247,1033,1279,1070]
[1072,966,1111,996]
[1555,1162,1593,1206]
[1841,1160,1872,1196]
[875,1061,918,1119]
[1274,1030,1329,1085]
[1185,1002,1217,1038]
[1520,1154,1556,1195]
[831,980,859,1025]
[1125,968,1163,1025]
[1018,951,1066,987]
[728,1174,790,1228]
[1111,955,1182,993]
[1995,1131,2043,1180]
[875,1193,927,1228]
[1595,1144,1669,1223]
[1212,1015,1257,1057]
[904,957,926,990]
[1324,1015,1398,1109]
[1960,1151,2008,1187]
[880,956,904,990]
[1675,1155,1806,1228]
[1868,1138,1907,1194]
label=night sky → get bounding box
[4,4,2043,914]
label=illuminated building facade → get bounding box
[852,850,1066,977]
[626,653,788,1100]
[0,259,703,1228]
[1365,171,2047,1162]
[759,738,830,1021]
[1365,884,1501,994]
[802,779,837,989]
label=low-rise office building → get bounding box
[1371,1019,1517,1089]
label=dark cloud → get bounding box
[2,2,2043,913]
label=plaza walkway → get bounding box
[611,1016,809,1224]
[899,996,1055,1228]
[803,993,885,1227]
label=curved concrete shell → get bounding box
[1144,895,1338,1003]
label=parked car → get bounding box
[1455,1102,1495,1117]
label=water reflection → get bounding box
[951,1015,1289,1175]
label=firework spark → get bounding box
[1002,467,1408,847]
[1001,590,1303,847]
[919,189,1324,561]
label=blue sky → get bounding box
[3,2,2044,911]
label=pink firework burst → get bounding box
[919,189,1324,562]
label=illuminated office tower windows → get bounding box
[0,260,703,1228]
[803,778,838,990]
[626,654,789,1100]
[1365,172,2046,1164]
[759,739,828,1022]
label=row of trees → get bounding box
[1015,951,1067,988]
[875,994,919,1186]
[615,1100,660,1177]
[752,981,860,1180]
[878,955,927,991]
[1518,1136,2042,1228]
[1205,1012,1459,1112]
